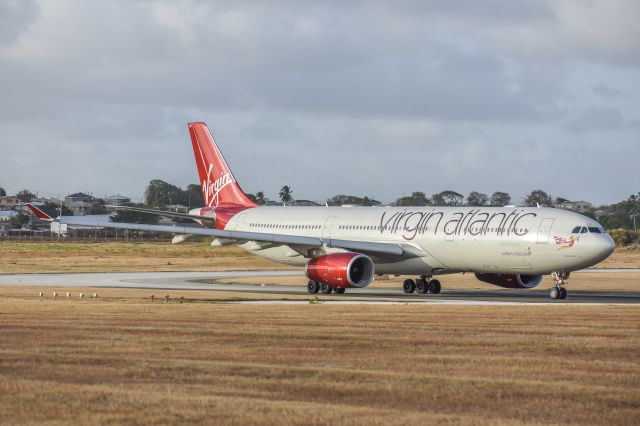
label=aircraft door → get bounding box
[322,216,336,240]
[536,218,555,244]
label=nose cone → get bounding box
[590,235,615,265]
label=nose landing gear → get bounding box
[550,272,569,300]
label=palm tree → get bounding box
[279,185,293,204]
[256,191,266,205]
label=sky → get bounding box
[0,0,638,206]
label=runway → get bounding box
[0,269,639,305]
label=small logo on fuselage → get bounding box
[554,235,578,250]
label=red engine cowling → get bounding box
[475,273,543,289]
[305,253,375,288]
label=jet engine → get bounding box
[474,273,543,289]
[305,253,375,288]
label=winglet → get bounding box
[26,203,54,221]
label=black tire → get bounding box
[307,280,320,294]
[320,283,333,294]
[403,279,416,294]
[550,287,559,299]
[429,279,441,294]
[334,288,346,294]
[416,279,428,294]
[559,287,567,299]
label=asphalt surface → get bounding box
[0,270,639,305]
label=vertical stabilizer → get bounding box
[188,122,257,209]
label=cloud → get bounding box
[0,0,638,205]
[565,106,627,133]
[0,0,38,44]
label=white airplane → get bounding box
[32,122,615,299]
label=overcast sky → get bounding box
[1,0,638,205]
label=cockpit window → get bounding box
[588,227,602,233]
[571,226,581,233]
[580,227,588,233]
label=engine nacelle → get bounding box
[305,253,375,289]
[475,273,543,289]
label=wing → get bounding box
[105,205,214,224]
[59,217,424,258]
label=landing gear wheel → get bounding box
[550,272,570,300]
[429,279,441,294]
[403,279,416,294]
[307,280,320,294]
[559,287,567,299]
[334,288,346,294]
[320,283,333,294]
[416,279,428,294]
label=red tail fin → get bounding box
[188,122,257,209]
[26,203,53,221]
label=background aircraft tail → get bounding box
[188,122,257,209]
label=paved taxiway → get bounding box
[0,270,639,305]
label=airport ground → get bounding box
[0,241,639,424]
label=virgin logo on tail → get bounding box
[203,163,235,207]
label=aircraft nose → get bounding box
[601,235,616,258]
[592,235,615,263]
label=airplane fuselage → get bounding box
[222,205,614,276]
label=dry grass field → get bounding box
[0,242,639,425]
[0,294,639,425]
[0,241,292,274]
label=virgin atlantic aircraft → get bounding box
[33,122,615,299]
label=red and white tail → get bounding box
[188,122,257,209]
[26,203,54,221]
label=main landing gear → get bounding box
[550,272,569,300]
[403,276,441,295]
[307,280,346,295]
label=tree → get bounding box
[16,189,36,203]
[0,187,5,197]
[145,180,185,207]
[255,191,266,205]
[433,190,463,206]
[524,189,554,207]
[326,194,380,206]
[40,202,73,217]
[490,191,511,207]
[279,185,293,204]
[394,192,430,206]
[111,204,160,224]
[89,199,108,215]
[10,213,30,228]
[185,184,204,208]
[466,191,488,206]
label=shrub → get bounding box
[608,228,640,247]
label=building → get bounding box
[65,192,99,216]
[0,210,17,234]
[105,194,131,205]
[0,196,20,210]
[557,200,593,213]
